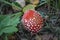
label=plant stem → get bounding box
[3,34,8,40]
[4,35,8,40]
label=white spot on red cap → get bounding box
[27,24,30,27]
[34,27,36,29]
[33,17,35,19]
[36,27,39,29]
[35,25,37,26]
[31,27,33,29]
[32,30,34,31]
[32,25,33,26]
[30,19,31,20]
[38,25,40,26]
[25,19,27,22]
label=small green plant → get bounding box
[0,12,22,40]
[0,0,23,40]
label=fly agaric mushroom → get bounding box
[22,10,44,33]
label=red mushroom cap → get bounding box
[22,10,44,33]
